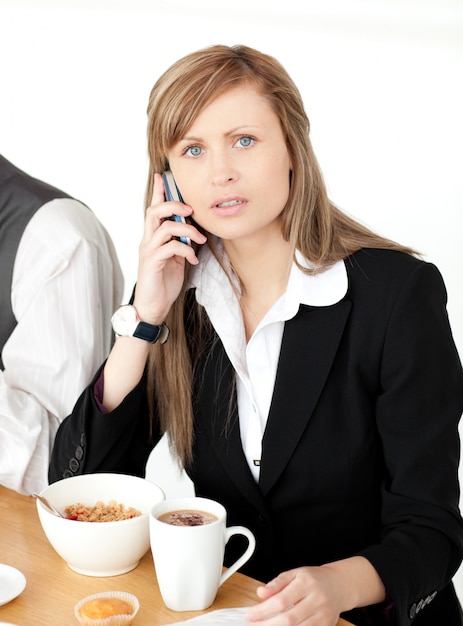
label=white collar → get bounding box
[189,243,348,318]
[291,249,348,306]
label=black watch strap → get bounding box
[133,321,170,344]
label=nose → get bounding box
[208,152,238,186]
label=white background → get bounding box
[1,0,463,598]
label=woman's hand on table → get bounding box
[245,556,385,625]
[244,565,342,625]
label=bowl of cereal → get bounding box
[36,473,165,576]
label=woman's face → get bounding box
[167,85,292,246]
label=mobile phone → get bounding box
[162,171,191,246]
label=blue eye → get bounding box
[237,136,254,148]
[185,145,203,157]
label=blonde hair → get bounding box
[144,44,415,467]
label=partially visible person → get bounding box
[0,154,123,494]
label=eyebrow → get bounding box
[178,125,262,143]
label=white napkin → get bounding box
[162,607,250,625]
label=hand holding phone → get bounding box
[162,171,191,246]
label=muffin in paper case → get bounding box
[74,591,139,626]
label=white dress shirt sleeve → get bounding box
[0,199,123,494]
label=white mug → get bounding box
[150,496,256,611]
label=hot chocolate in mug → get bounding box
[150,496,256,611]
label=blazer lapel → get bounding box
[194,339,267,510]
[210,408,266,508]
[259,300,352,495]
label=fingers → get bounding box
[256,571,295,599]
[143,173,188,241]
[247,574,299,623]
[245,568,339,626]
[150,171,166,208]
[133,173,206,325]
[142,172,206,255]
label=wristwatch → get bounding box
[111,305,170,344]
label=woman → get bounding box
[50,45,463,625]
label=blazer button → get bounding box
[409,603,417,620]
[75,445,84,461]
[256,514,268,528]
[69,458,80,473]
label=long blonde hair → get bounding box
[144,44,415,467]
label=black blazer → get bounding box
[50,249,463,626]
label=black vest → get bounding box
[0,155,71,369]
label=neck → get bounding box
[223,232,293,340]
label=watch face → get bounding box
[111,305,138,336]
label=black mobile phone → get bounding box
[162,171,191,246]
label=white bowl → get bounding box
[36,473,165,576]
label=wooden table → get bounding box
[0,485,353,625]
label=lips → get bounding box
[210,196,247,215]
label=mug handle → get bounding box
[219,525,256,587]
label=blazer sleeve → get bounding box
[357,261,463,624]
[48,363,157,483]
